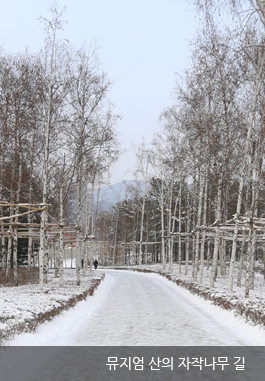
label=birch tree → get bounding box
[38,4,67,293]
[66,43,116,284]
[228,30,265,293]
[133,139,151,265]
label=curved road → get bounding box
[72,269,254,346]
[6,270,265,380]
[8,269,264,346]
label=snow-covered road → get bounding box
[8,269,265,346]
[72,270,259,346]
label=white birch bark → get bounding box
[107,244,110,267]
[237,232,246,287]
[206,242,209,271]
[194,168,204,281]
[113,207,119,266]
[245,220,254,298]
[76,161,82,286]
[168,178,181,273]
[250,229,256,290]
[139,182,146,267]
[0,142,6,270]
[83,239,88,277]
[199,170,208,285]
[191,168,197,278]
[160,180,166,270]
[178,183,182,273]
[228,51,265,293]
[59,172,64,287]
[167,180,173,273]
[39,21,57,293]
[134,142,150,267]
[13,148,22,286]
[6,228,13,278]
[133,243,136,265]
[210,175,222,287]
[59,255,63,288]
[185,195,191,276]
[54,240,59,277]
[245,135,264,294]
[6,189,14,278]
[13,219,18,285]
[27,131,36,271]
[220,238,226,276]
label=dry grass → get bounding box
[0,267,39,287]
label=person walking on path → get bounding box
[93,259,98,270]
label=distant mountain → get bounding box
[96,179,145,211]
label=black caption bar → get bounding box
[0,346,264,380]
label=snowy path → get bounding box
[7,269,265,346]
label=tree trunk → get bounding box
[185,193,191,276]
[194,168,204,281]
[13,148,23,286]
[199,170,208,285]
[160,181,166,270]
[76,162,82,286]
[178,183,182,273]
[228,51,265,293]
[245,220,254,298]
[59,173,64,287]
[6,189,14,278]
[139,182,147,267]
[210,175,222,287]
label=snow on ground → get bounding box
[126,261,265,324]
[5,268,265,346]
[0,268,101,344]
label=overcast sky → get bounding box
[0,0,197,184]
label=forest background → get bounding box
[1,0,265,298]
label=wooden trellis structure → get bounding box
[94,213,265,269]
[0,201,113,290]
[120,213,265,296]
[2,197,265,297]
[0,202,47,277]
